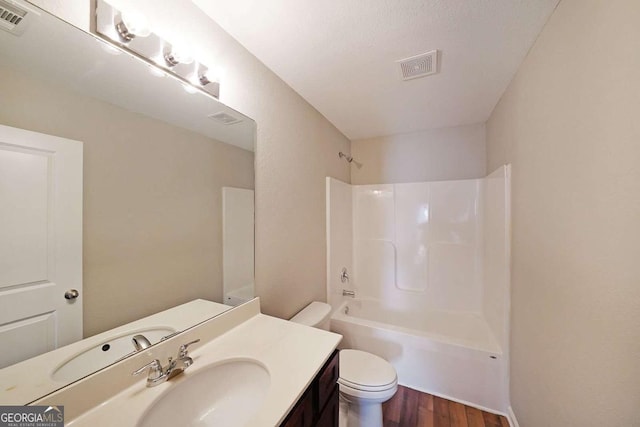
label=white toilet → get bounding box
[290,302,398,427]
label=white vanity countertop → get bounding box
[66,311,341,427]
[1,299,230,405]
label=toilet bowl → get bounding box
[290,302,398,427]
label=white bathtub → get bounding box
[330,298,508,413]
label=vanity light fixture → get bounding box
[115,11,151,41]
[198,68,219,85]
[95,0,220,99]
[163,51,180,67]
[164,47,194,67]
[198,74,211,86]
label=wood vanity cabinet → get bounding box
[280,350,340,427]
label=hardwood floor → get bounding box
[382,385,509,427]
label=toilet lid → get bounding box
[339,350,397,392]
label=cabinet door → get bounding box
[316,350,340,413]
[281,389,314,427]
[316,387,339,427]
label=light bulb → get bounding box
[121,11,151,37]
[173,49,193,64]
[165,46,194,66]
[188,72,203,86]
[204,68,219,84]
[198,66,222,86]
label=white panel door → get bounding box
[0,124,82,368]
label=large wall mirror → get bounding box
[0,0,255,404]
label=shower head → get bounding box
[338,152,354,163]
[338,151,363,169]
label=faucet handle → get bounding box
[132,359,163,379]
[178,339,200,357]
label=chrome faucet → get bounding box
[340,267,349,283]
[132,339,200,387]
[167,340,199,379]
[132,334,152,351]
[132,358,166,387]
[342,289,355,298]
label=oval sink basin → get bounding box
[51,327,176,382]
[137,359,270,427]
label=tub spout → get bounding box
[342,289,355,298]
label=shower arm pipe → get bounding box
[338,152,355,163]
[338,151,363,169]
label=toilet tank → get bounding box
[290,302,332,331]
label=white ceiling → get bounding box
[193,0,560,140]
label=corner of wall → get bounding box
[507,406,520,427]
[350,124,487,185]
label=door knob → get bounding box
[64,289,80,300]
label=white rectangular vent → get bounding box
[397,50,438,81]
[208,112,242,125]
[0,0,27,34]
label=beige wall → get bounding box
[487,0,640,425]
[220,39,351,318]
[28,0,351,320]
[0,65,254,337]
[351,124,486,185]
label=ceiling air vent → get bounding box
[397,50,439,81]
[0,0,28,35]
[208,112,242,125]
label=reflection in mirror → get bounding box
[0,0,255,404]
[222,188,255,305]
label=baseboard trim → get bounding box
[508,406,520,427]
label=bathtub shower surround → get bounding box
[222,187,255,306]
[326,165,511,413]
